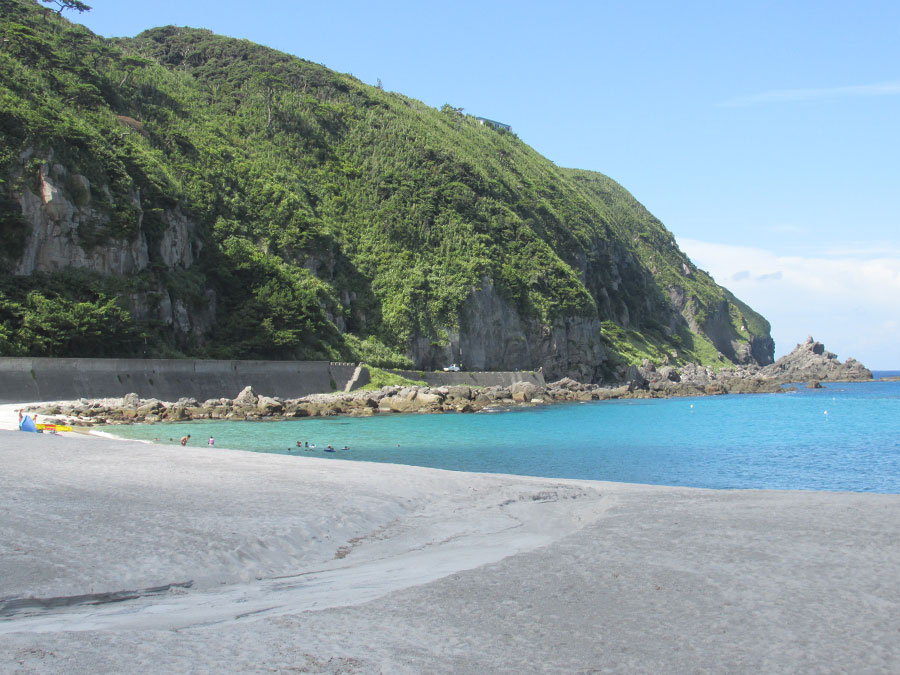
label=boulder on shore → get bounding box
[510,381,538,402]
[234,386,259,406]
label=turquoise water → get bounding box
[107,378,900,493]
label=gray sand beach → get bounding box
[1,429,898,673]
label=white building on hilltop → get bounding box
[474,117,512,132]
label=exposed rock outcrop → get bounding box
[11,156,200,279]
[14,162,151,276]
[7,151,208,344]
[671,292,775,368]
[408,278,607,382]
[761,337,873,382]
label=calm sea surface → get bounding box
[106,375,900,493]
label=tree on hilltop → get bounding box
[41,0,92,15]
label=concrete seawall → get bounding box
[0,358,357,404]
[0,358,543,403]
[387,369,545,388]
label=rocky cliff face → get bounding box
[14,160,150,276]
[408,279,606,382]
[698,300,775,366]
[6,151,213,342]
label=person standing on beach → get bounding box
[180,434,190,446]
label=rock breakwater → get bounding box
[21,338,870,428]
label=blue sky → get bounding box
[74,0,899,367]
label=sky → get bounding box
[73,0,900,368]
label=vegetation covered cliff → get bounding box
[0,0,774,380]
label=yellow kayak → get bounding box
[36,424,73,432]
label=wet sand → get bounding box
[1,429,898,673]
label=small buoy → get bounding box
[824,410,829,416]
[690,404,694,409]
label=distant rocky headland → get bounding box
[24,338,871,428]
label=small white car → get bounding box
[443,364,461,372]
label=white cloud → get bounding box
[816,242,900,258]
[718,79,900,107]
[679,238,900,369]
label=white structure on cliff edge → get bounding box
[474,117,512,132]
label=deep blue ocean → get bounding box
[107,373,900,493]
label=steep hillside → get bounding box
[0,0,773,380]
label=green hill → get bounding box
[0,0,773,381]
